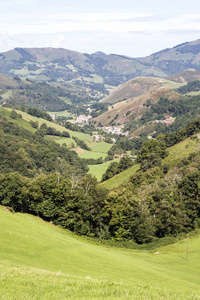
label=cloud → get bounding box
[1,11,200,36]
[52,34,65,48]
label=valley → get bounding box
[1,39,200,299]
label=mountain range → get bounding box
[1,39,200,94]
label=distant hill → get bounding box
[1,39,200,100]
[100,76,185,104]
[166,68,200,83]
[138,39,200,75]
[93,87,185,126]
[0,73,20,88]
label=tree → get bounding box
[10,109,18,119]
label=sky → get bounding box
[0,0,200,57]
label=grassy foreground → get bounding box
[1,207,200,299]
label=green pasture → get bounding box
[44,136,76,147]
[1,90,13,99]
[185,91,200,96]
[80,151,107,159]
[47,110,75,119]
[101,163,139,189]
[0,107,36,133]
[88,160,116,181]
[90,142,113,153]
[163,136,200,168]
[70,74,103,84]
[0,206,200,299]
[161,80,185,90]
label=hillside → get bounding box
[138,39,200,75]
[1,206,200,299]
[101,132,200,190]
[101,69,200,106]
[1,39,200,100]
[166,68,200,83]
[93,86,185,126]
[101,76,166,104]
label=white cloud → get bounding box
[52,34,65,48]
[0,7,200,56]
[1,11,200,35]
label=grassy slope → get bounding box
[1,107,92,141]
[88,161,115,181]
[100,135,200,190]
[163,136,200,168]
[0,206,200,299]
[100,163,139,189]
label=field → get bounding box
[88,161,116,181]
[100,163,139,189]
[163,136,200,167]
[80,151,107,159]
[90,142,113,153]
[47,110,75,119]
[0,206,200,299]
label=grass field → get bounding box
[163,136,200,168]
[100,163,139,189]
[44,136,76,147]
[0,107,36,133]
[185,91,200,96]
[88,161,116,181]
[90,142,113,154]
[80,151,107,159]
[47,110,75,119]
[0,206,200,299]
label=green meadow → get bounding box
[163,136,200,168]
[88,160,116,181]
[48,110,75,119]
[0,206,200,299]
[80,151,107,159]
[100,163,139,189]
[80,142,113,160]
[90,142,113,153]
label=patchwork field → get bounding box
[0,206,200,299]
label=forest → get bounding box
[1,115,200,244]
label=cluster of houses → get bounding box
[102,125,129,136]
[75,114,92,124]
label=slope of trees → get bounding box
[0,118,87,177]
[1,116,200,244]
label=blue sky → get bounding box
[0,0,200,57]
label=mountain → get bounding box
[92,86,185,126]
[1,39,200,98]
[0,47,165,92]
[138,39,200,75]
[101,69,200,105]
[166,68,200,83]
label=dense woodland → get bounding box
[1,115,200,244]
